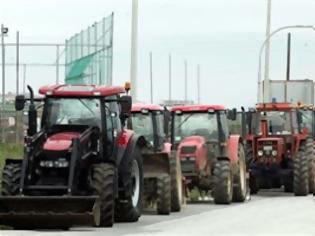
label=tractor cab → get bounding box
[130,104,166,152]
[171,105,233,152]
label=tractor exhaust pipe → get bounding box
[27,85,37,136]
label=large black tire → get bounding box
[157,174,171,215]
[170,154,182,212]
[1,162,21,195]
[293,143,309,196]
[91,163,115,227]
[115,146,143,222]
[233,144,247,202]
[306,139,315,193]
[213,160,233,204]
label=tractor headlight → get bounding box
[40,159,69,168]
[257,150,263,157]
[272,150,278,156]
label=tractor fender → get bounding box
[227,134,242,165]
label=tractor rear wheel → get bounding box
[293,143,309,196]
[1,162,21,195]
[213,160,233,204]
[307,139,315,193]
[157,174,171,215]
[233,144,247,202]
[91,163,115,227]
[115,146,143,222]
[170,154,183,212]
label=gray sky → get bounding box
[1,0,315,107]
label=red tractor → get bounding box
[129,104,183,214]
[170,105,247,204]
[246,102,314,196]
[0,84,146,229]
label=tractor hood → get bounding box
[178,136,206,154]
[43,132,81,151]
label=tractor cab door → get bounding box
[153,110,166,152]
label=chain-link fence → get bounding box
[65,13,113,85]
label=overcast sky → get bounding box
[1,0,315,107]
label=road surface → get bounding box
[1,190,315,236]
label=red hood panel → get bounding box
[179,136,206,148]
[43,132,81,151]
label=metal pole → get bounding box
[16,31,19,94]
[56,45,60,84]
[1,25,5,111]
[150,52,153,103]
[1,24,6,143]
[264,0,272,102]
[168,53,172,101]
[23,64,26,95]
[184,60,188,101]
[285,33,291,102]
[286,33,291,81]
[15,31,19,143]
[197,64,200,104]
[130,0,138,101]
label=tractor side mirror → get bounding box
[227,108,237,121]
[15,95,26,111]
[120,95,132,119]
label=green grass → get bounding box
[0,143,23,168]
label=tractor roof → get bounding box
[132,103,164,112]
[171,104,225,112]
[256,103,293,111]
[39,84,125,97]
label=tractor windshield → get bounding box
[255,111,295,135]
[173,112,218,143]
[131,113,154,144]
[45,98,102,127]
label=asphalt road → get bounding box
[1,190,315,236]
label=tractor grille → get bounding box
[181,146,197,154]
[181,160,196,175]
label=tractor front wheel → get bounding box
[233,144,247,202]
[170,154,183,212]
[157,174,171,215]
[213,160,233,204]
[91,163,115,227]
[115,146,144,222]
[293,143,309,196]
[307,139,315,193]
[1,162,21,196]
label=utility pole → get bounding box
[184,60,187,101]
[130,0,138,101]
[16,31,19,94]
[1,24,8,143]
[23,64,26,95]
[285,33,291,102]
[15,31,20,143]
[149,52,153,103]
[56,45,60,84]
[197,64,200,104]
[168,53,172,101]
[263,0,272,102]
